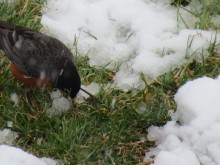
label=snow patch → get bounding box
[47,90,71,115]
[10,93,19,105]
[0,145,63,165]
[41,0,219,90]
[145,76,220,165]
[0,129,18,145]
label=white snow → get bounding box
[46,90,71,115]
[10,93,19,105]
[0,145,62,165]
[6,121,13,128]
[0,129,18,145]
[41,0,219,90]
[145,76,220,165]
[0,129,62,164]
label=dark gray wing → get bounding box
[0,20,74,79]
[0,29,45,77]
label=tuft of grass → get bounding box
[176,0,220,29]
[0,0,219,165]
[0,0,44,29]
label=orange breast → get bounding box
[9,63,51,87]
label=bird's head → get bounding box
[53,61,81,98]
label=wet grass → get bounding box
[0,0,219,164]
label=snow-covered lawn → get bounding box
[0,0,220,164]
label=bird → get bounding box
[0,20,96,100]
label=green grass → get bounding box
[176,0,220,29]
[0,0,220,164]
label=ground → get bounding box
[0,0,220,164]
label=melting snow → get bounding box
[145,76,220,165]
[47,90,71,115]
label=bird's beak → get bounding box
[80,88,102,104]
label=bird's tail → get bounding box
[0,20,15,51]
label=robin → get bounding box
[0,20,97,100]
